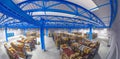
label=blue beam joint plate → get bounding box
[40,18,46,51]
[89,27,92,41]
[5,27,8,42]
[46,28,49,36]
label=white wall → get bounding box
[0,28,23,43]
[0,28,6,43]
[107,1,120,59]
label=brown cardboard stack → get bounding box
[60,44,83,59]
[4,33,38,59]
[10,42,26,58]
[52,32,100,59]
[4,43,19,59]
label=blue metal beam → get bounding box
[0,0,41,26]
[5,27,8,42]
[45,25,109,29]
[65,3,75,12]
[45,19,85,25]
[40,27,46,51]
[46,28,48,36]
[46,2,61,9]
[32,2,42,8]
[17,0,104,26]
[24,9,92,21]
[33,15,101,26]
[11,25,37,28]
[0,16,8,23]
[80,2,110,14]
[40,18,46,51]
[109,0,118,27]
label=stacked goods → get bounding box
[4,35,38,59]
[26,37,36,50]
[26,32,38,44]
[73,32,98,39]
[4,44,19,59]
[84,33,98,39]
[70,43,94,59]
[73,32,82,36]
[17,38,31,52]
[71,35,100,56]
[71,43,92,54]
[26,32,37,37]
[75,36,100,48]
[60,44,83,59]
[18,36,36,51]
[10,42,26,58]
[92,33,97,39]
[52,32,100,59]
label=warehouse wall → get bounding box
[0,28,6,43]
[107,1,120,59]
[0,28,22,43]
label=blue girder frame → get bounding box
[0,0,117,29]
[18,0,105,26]
[0,0,118,50]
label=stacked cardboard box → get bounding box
[4,33,38,59]
[4,43,19,59]
[73,32,98,39]
[52,32,100,59]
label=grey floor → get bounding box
[93,38,109,59]
[0,36,109,59]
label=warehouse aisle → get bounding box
[31,36,109,59]
[31,36,60,59]
[0,45,9,59]
[94,39,109,59]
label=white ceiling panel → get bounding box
[67,0,99,11]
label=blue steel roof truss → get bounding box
[0,0,118,29]
[20,0,105,26]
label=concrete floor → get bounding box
[93,38,109,59]
[0,36,109,59]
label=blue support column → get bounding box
[40,18,46,51]
[46,28,48,36]
[5,27,8,42]
[89,27,92,40]
[40,28,46,51]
